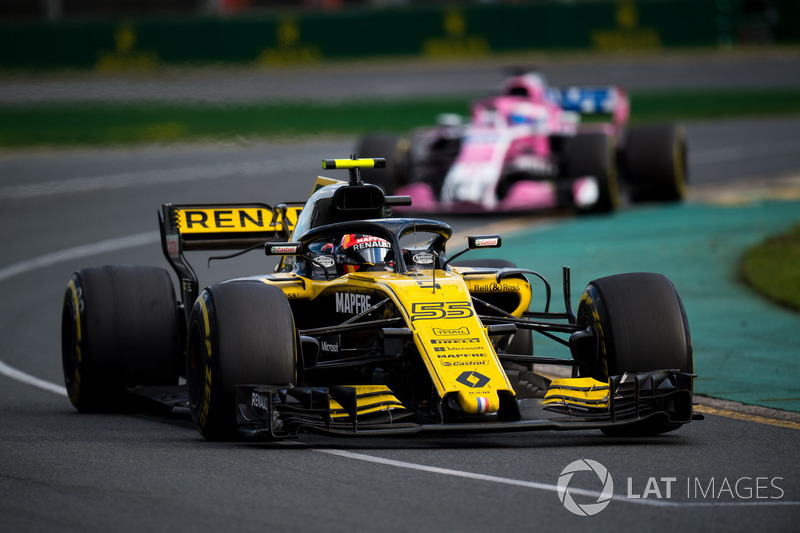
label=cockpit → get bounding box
[285,219,453,281]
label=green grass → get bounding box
[741,223,800,312]
[0,99,470,147]
[631,88,800,121]
[2,88,800,147]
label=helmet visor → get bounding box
[341,235,392,269]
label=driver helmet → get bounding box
[508,102,536,126]
[503,72,547,101]
[337,234,393,274]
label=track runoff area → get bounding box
[490,177,800,424]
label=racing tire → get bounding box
[574,273,693,436]
[187,282,297,441]
[505,327,533,358]
[61,266,182,413]
[564,133,620,213]
[354,133,408,194]
[623,124,688,203]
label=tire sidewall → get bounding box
[575,283,611,379]
[61,266,180,412]
[187,289,222,440]
[576,273,693,380]
[187,282,297,440]
[62,272,105,410]
[565,133,620,213]
[623,124,688,202]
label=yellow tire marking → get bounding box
[68,279,81,343]
[67,279,83,402]
[197,295,213,429]
[199,296,212,359]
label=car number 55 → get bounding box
[410,301,473,322]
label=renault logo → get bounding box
[456,371,490,388]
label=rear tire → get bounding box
[623,124,688,202]
[354,133,408,194]
[564,133,620,213]
[61,266,181,412]
[187,282,297,441]
[574,273,692,436]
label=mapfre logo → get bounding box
[557,459,614,516]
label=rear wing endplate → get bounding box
[159,202,303,318]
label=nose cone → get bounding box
[455,389,500,414]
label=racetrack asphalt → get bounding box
[494,184,800,413]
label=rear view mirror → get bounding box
[467,235,502,249]
[443,234,503,267]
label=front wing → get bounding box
[394,175,599,215]
[234,370,698,439]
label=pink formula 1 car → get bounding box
[356,72,687,214]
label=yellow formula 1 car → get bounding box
[61,158,699,441]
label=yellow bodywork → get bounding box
[258,268,531,415]
[543,377,611,409]
[328,385,406,418]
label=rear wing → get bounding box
[160,203,302,251]
[159,202,303,317]
[548,86,629,126]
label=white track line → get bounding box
[0,231,160,390]
[0,231,159,283]
[317,449,800,508]
[0,152,330,200]
[1,364,796,511]
[0,361,67,396]
[3,140,794,200]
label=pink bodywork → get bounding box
[395,73,627,214]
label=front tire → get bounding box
[61,266,181,412]
[574,273,693,435]
[187,282,297,441]
[564,133,620,213]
